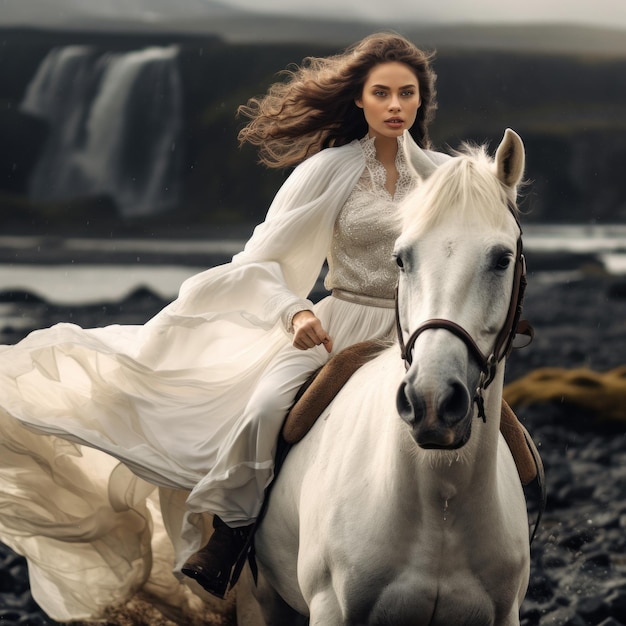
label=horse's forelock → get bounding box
[400,144,517,241]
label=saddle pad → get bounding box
[501,399,540,485]
[282,340,385,444]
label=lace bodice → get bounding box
[324,135,417,300]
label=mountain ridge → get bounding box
[1,0,626,57]
[1,15,626,231]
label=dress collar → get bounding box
[359,134,406,164]
[358,134,414,201]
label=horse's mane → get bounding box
[400,142,520,240]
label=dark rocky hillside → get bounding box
[1,28,625,238]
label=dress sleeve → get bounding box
[171,142,365,334]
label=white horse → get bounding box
[239,129,531,626]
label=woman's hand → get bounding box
[292,311,333,353]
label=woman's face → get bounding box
[355,61,421,142]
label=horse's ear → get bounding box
[495,128,525,189]
[402,131,438,180]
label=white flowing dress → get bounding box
[0,132,445,621]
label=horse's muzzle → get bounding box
[396,377,473,449]
[414,420,472,450]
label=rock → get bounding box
[576,595,610,623]
[605,587,626,620]
[539,606,587,625]
[597,618,626,626]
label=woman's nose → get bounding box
[389,96,401,111]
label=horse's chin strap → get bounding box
[395,233,533,423]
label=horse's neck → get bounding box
[314,353,507,520]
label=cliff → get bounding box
[1,28,625,237]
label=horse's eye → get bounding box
[495,255,512,271]
[395,254,404,270]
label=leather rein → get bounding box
[394,203,533,422]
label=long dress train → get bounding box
[0,132,442,620]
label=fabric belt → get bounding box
[332,289,395,309]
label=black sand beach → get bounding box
[1,252,625,625]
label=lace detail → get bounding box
[324,135,418,300]
[359,135,415,202]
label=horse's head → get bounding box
[394,129,526,450]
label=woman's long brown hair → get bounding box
[237,32,438,169]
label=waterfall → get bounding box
[21,45,183,218]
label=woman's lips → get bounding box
[385,118,403,128]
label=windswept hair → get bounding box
[237,32,438,169]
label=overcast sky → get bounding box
[227,0,626,29]
[2,0,625,32]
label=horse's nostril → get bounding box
[396,376,469,429]
[396,381,415,423]
[440,381,470,424]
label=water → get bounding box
[0,264,206,304]
[0,236,245,304]
[21,45,183,218]
[523,223,626,274]
[0,225,624,305]
[523,223,626,253]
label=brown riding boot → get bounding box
[182,516,253,599]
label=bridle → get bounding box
[394,203,533,422]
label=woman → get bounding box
[181,32,451,598]
[0,32,445,618]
